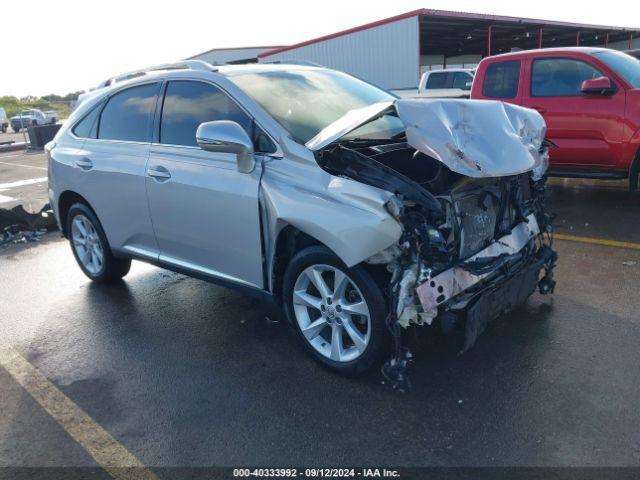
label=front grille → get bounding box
[457,193,499,259]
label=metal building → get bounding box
[257,9,640,91]
[187,45,285,65]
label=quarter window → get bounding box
[531,58,604,97]
[72,102,103,139]
[98,83,158,142]
[160,81,252,147]
[482,60,521,98]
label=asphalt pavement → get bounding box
[1,151,640,477]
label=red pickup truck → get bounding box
[471,48,640,190]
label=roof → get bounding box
[259,8,640,58]
[216,63,324,75]
[482,46,610,59]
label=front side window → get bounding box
[227,69,400,144]
[531,58,604,97]
[160,81,252,147]
[426,72,449,89]
[98,83,158,142]
[482,60,521,98]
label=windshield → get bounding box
[593,50,640,88]
[228,68,404,143]
[20,110,34,116]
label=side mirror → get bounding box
[196,120,255,173]
[463,81,473,91]
[581,76,614,95]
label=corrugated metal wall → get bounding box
[259,16,420,90]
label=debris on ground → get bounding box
[0,204,58,246]
[622,261,637,267]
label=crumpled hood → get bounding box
[307,98,547,178]
[397,99,547,177]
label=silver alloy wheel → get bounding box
[292,264,371,363]
[71,214,104,275]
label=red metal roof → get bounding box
[258,8,639,58]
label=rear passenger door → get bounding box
[522,57,624,168]
[71,82,161,256]
[145,80,266,289]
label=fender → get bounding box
[259,165,403,293]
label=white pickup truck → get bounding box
[10,109,57,132]
[418,68,475,98]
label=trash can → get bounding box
[27,124,61,149]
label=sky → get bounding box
[4,0,640,97]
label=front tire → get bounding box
[66,203,131,282]
[282,245,389,376]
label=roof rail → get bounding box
[97,60,216,88]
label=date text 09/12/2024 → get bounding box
[233,468,401,478]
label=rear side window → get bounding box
[160,81,252,147]
[98,83,158,142]
[72,102,103,139]
[426,72,448,89]
[482,60,521,98]
[531,58,604,97]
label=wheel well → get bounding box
[57,191,92,237]
[630,149,640,192]
[271,226,322,302]
[270,225,392,302]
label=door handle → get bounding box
[74,157,93,170]
[147,166,171,180]
[532,106,547,113]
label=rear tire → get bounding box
[282,245,389,376]
[66,203,131,283]
[13,127,20,133]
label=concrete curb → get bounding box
[0,142,29,153]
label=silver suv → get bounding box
[48,60,557,378]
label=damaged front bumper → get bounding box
[415,213,556,350]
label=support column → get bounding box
[538,27,543,49]
[576,31,581,46]
[487,25,492,56]
[630,34,634,49]
[605,33,609,47]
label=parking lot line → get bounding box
[554,233,640,251]
[0,177,48,189]
[0,345,158,480]
[0,160,47,171]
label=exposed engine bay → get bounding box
[310,99,557,390]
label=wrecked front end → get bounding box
[310,99,557,389]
